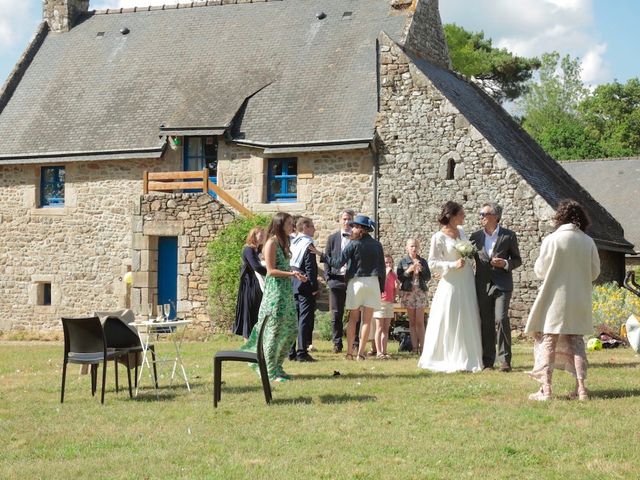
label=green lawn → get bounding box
[1,337,640,479]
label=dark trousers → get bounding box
[478,287,512,367]
[289,293,316,359]
[329,287,346,349]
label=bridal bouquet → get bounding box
[454,239,477,259]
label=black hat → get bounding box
[348,214,375,232]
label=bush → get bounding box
[592,282,640,333]
[314,311,334,341]
[207,214,270,332]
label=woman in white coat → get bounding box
[525,200,600,401]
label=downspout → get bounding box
[373,142,379,239]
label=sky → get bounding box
[0,0,639,88]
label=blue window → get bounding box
[267,158,297,202]
[40,166,65,207]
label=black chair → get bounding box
[623,271,640,297]
[213,316,272,407]
[61,316,130,404]
[103,315,158,394]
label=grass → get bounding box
[1,337,640,479]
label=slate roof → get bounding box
[562,157,640,254]
[0,0,405,163]
[406,51,635,254]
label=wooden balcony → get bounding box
[142,169,253,218]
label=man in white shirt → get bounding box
[471,202,522,372]
[323,209,354,353]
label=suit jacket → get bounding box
[471,226,522,293]
[292,247,318,296]
[323,231,348,289]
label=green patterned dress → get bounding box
[241,244,297,380]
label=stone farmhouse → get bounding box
[0,0,633,333]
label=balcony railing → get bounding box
[143,169,253,218]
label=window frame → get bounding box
[40,166,65,208]
[267,157,297,203]
[183,136,218,175]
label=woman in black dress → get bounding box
[233,227,267,340]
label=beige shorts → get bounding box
[345,276,381,311]
[373,301,395,319]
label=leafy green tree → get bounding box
[518,52,601,160]
[580,78,640,158]
[444,23,540,103]
[207,214,270,331]
[519,52,640,160]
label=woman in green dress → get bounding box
[241,212,308,382]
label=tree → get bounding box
[519,52,640,160]
[579,78,640,158]
[517,52,601,160]
[444,23,540,103]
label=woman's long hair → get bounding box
[554,199,590,232]
[244,227,265,250]
[267,212,292,256]
[438,201,463,225]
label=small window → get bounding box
[446,159,455,180]
[40,166,65,207]
[37,282,52,306]
[267,158,297,202]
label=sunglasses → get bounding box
[479,212,495,218]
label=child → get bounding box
[373,254,398,359]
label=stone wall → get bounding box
[375,33,565,325]
[131,193,235,329]
[43,0,89,33]
[0,151,180,332]
[217,140,376,246]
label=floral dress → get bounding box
[241,244,297,380]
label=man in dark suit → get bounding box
[289,217,319,362]
[323,209,354,353]
[471,202,522,372]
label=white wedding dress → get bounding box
[418,226,483,373]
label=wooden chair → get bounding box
[61,316,130,404]
[213,316,272,407]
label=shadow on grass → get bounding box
[590,361,640,369]
[319,394,376,404]
[590,388,640,399]
[293,372,428,381]
[270,396,314,405]
[220,385,263,394]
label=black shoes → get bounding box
[333,345,343,354]
[297,354,317,363]
[499,362,512,372]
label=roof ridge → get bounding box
[559,156,640,163]
[92,0,281,15]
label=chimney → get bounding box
[43,0,90,33]
[402,0,451,69]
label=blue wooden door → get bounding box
[158,237,178,319]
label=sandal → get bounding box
[528,387,551,401]
[569,389,589,401]
[356,354,366,361]
[345,353,355,361]
[376,353,386,360]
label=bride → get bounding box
[418,201,483,373]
